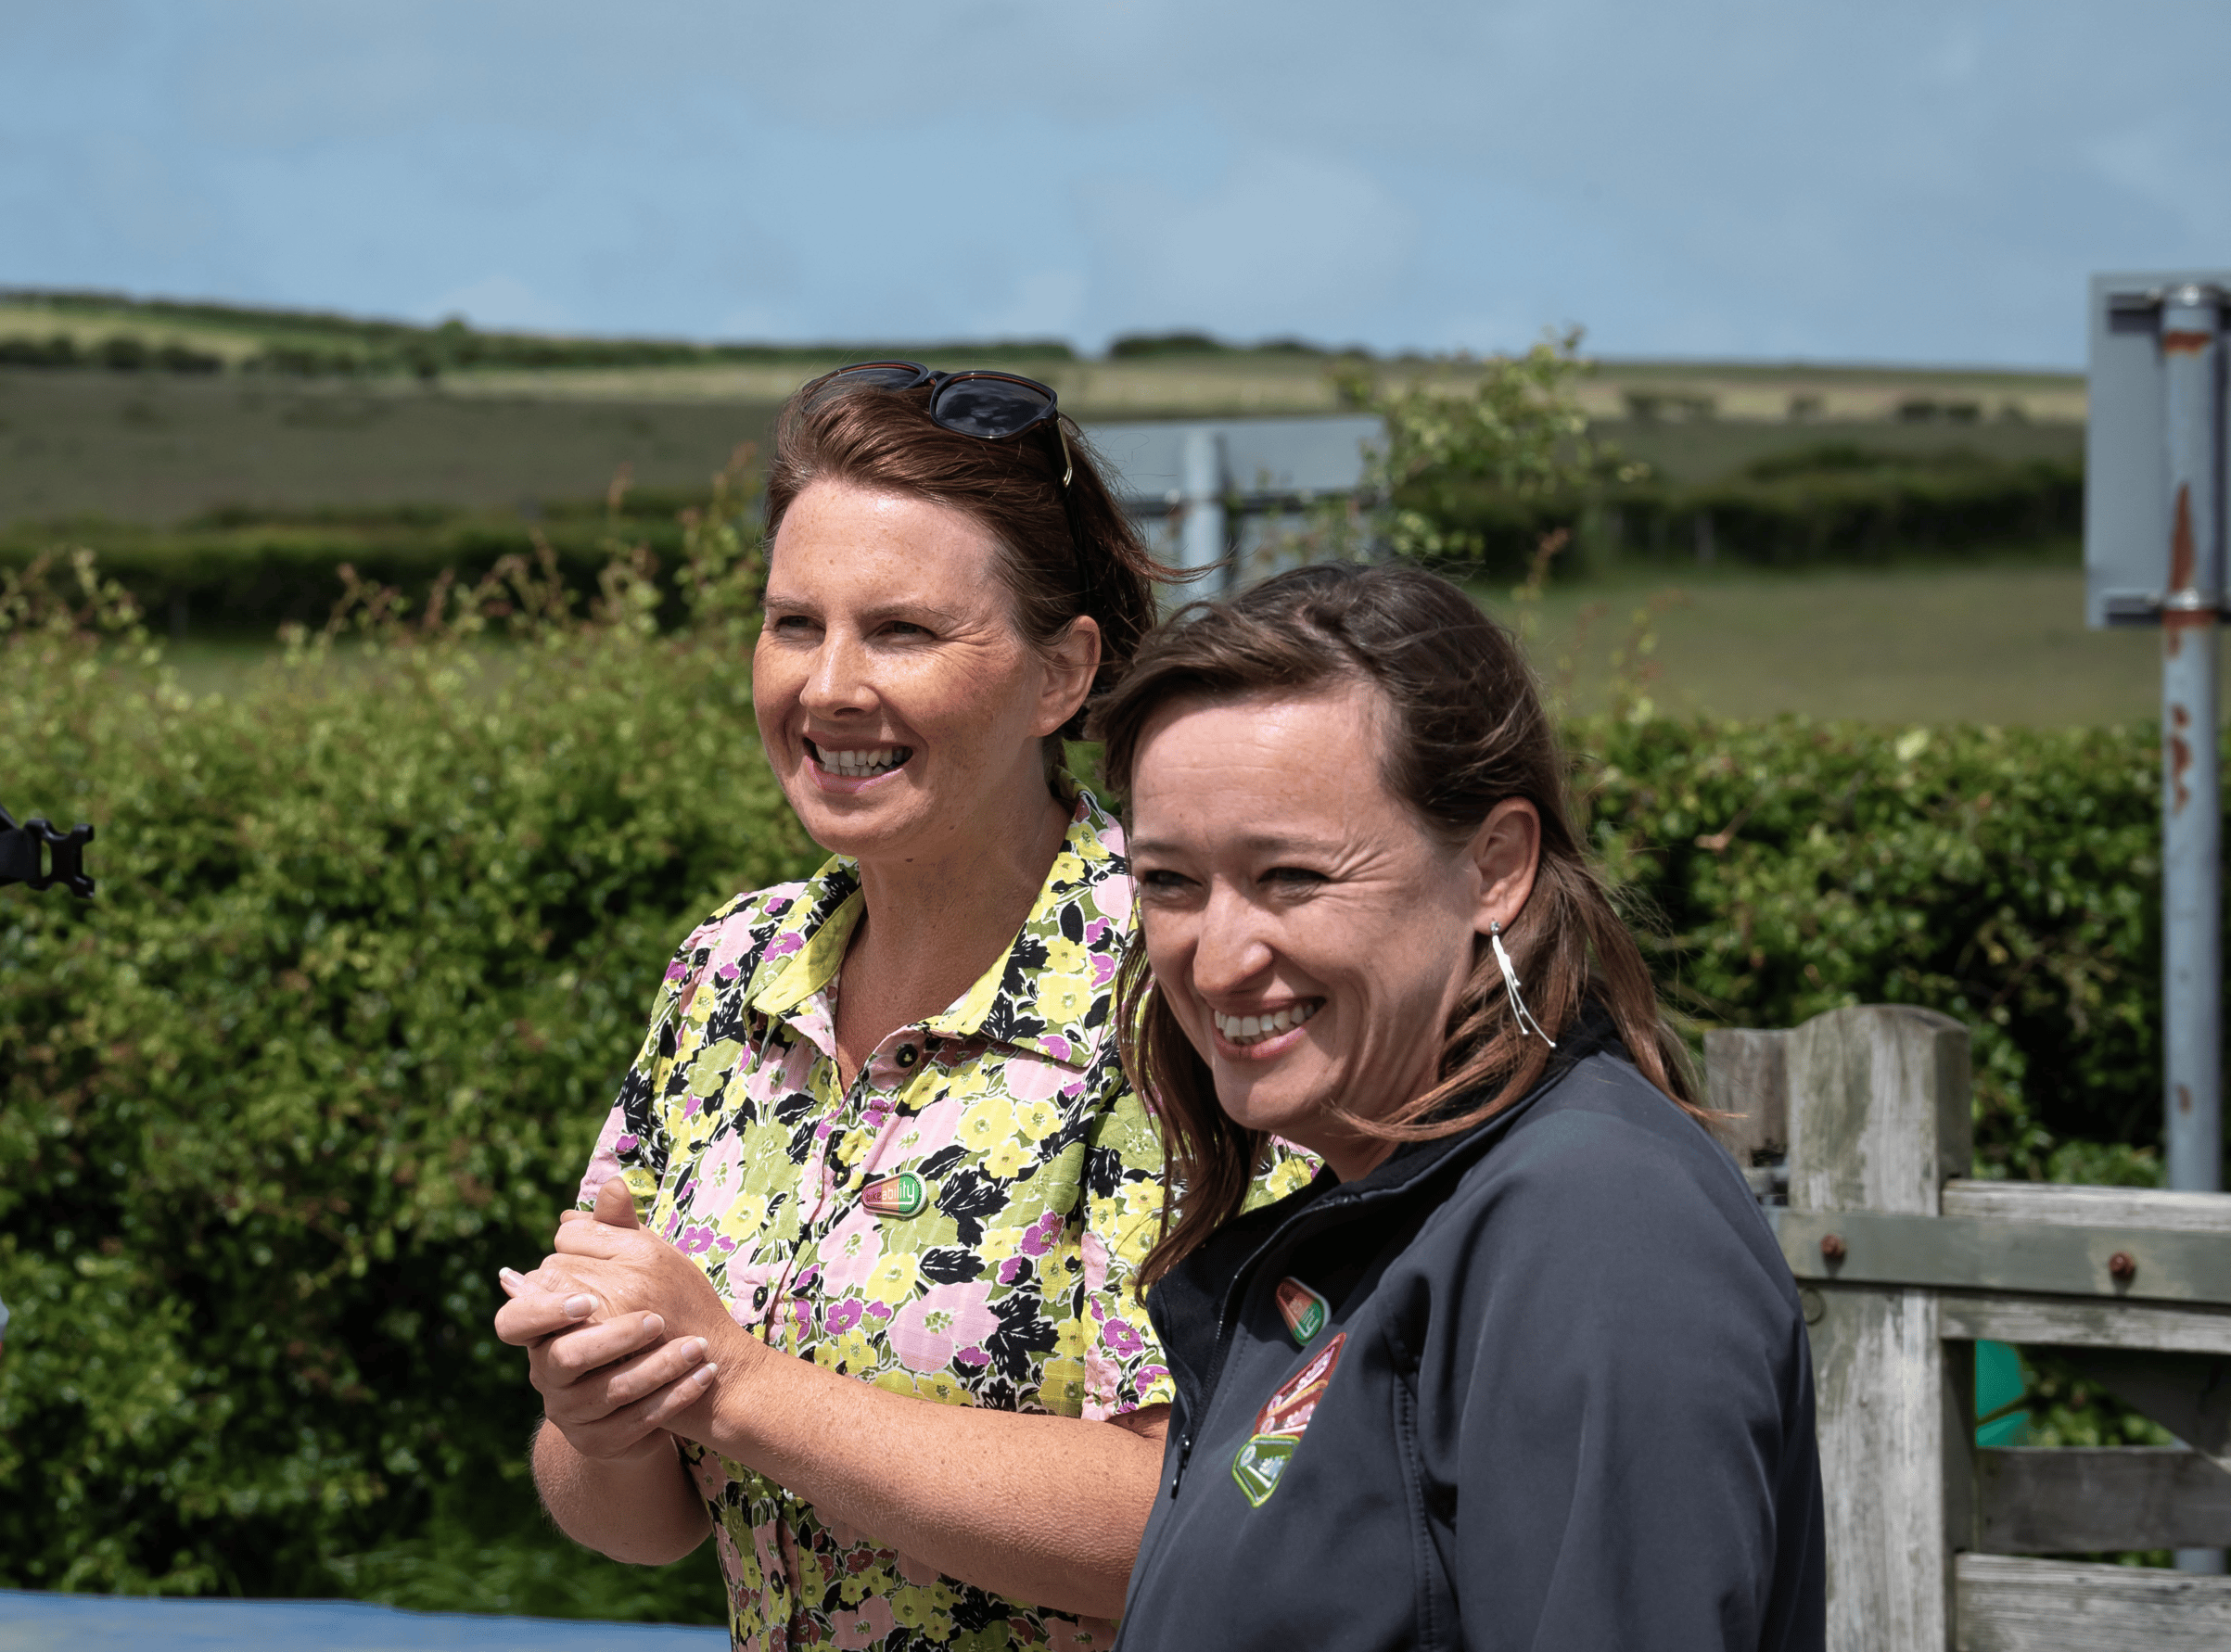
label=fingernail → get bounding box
[644,1315,665,1338]
[498,1267,523,1285]
[695,1362,719,1385]
[687,1337,708,1360]
[564,1294,594,1319]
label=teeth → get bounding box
[813,743,909,777]
[1214,1002,1320,1046]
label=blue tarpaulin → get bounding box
[0,1591,728,1651]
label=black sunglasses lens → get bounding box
[931,376,1054,439]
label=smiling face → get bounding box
[1128,680,1511,1180]
[755,479,1097,867]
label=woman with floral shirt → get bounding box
[495,365,1306,1650]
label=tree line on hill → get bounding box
[0,290,1381,380]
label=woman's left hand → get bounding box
[503,1178,758,1396]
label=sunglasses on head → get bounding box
[802,360,1074,485]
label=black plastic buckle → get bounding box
[0,804,95,898]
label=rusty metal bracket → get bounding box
[2099,592,2231,623]
[1772,1208,2231,1308]
[2109,284,2230,315]
[0,803,95,898]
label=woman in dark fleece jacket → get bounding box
[1090,562,1824,1652]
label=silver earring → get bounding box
[1490,921,1556,1048]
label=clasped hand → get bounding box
[493,1176,748,1462]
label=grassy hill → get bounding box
[0,285,2083,416]
[0,287,1076,375]
[0,286,2084,529]
[0,367,774,525]
[0,289,2103,730]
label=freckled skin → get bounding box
[755,480,1104,1079]
[1128,683,1538,1181]
[755,480,1088,873]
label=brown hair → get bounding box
[1090,561,1702,1283]
[763,376,1172,771]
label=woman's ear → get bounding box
[1467,799,1541,935]
[1035,615,1103,737]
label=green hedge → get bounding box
[2,448,2083,642]
[0,495,724,638]
[1581,717,2164,1173]
[0,522,804,1615]
[0,336,226,374]
[1,290,1077,378]
[1401,444,2084,576]
[0,540,2190,1609]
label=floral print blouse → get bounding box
[579,787,1312,1651]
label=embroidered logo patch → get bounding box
[1274,1277,1328,1345]
[861,1172,927,1218]
[1230,1332,1345,1507]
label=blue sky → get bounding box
[2,0,2225,366]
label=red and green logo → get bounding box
[861,1172,926,1218]
[1230,1435,1296,1506]
[1274,1277,1328,1345]
[1230,1332,1345,1507]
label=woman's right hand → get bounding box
[494,1280,720,1461]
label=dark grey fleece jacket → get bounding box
[1113,1012,1825,1652]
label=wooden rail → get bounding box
[1706,1006,2231,1652]
[1957,1555,2231,1651]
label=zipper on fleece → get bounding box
[1165,1188,1363,1501]
[1156,1039,1603,1503]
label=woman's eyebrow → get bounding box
[1130,830,1339,858]
[759,592,969,629]
[857,599,970,628]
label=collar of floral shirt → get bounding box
[737,782,1128,1073]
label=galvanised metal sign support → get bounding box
[2089,273,2229,1200]
[1178,426,1230,593]
[2160,286,2225,1200]
[2089,273,2230,1579]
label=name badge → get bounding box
[1275,1277,1329,1345]
[861,1172,927,1219]
[1231,1332,1346,1506]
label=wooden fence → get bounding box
[1706,1004,2231,1651]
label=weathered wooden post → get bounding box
[1717,1005,2231,1646]
[1787,1004,1976,1652]
[1704,1026,1789,1198]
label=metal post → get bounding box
[2160,284,2226,1575]
[1179,427,1229,593]
[2160,285,2224,1198]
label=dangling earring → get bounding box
[1490,921,1556,1048]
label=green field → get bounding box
[0,289,2086,528]
[0,364,2082,529]
[1,286,2085,415]
[147,558,2177,731]
[1488,559,2188,728]
[1,291,2130,732]
[0,368,778,524]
